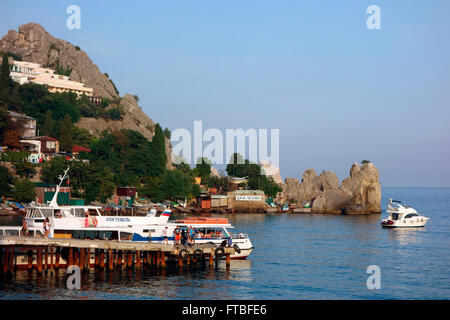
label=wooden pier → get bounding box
[0,236,235,276]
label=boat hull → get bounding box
[381,219,429,228]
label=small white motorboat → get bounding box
[381,199,429,228]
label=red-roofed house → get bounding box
[72,145,91,153]
[20,136,59,162]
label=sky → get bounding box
[1,0,449,187]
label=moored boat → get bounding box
[381,199,429,228]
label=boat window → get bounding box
[5,229,19,236]
[88,209,99,216]
[61,210,71,217]
[41,209,54,217]
[143,229,156,233]
[30,209,43,218]
[0,230,3,236]
[193,227,225,239]
[120,232,133,241]
[404,213,419,219]
[71,208,86,217]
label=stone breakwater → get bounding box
[279,162,381,214]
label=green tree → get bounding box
[73,126,96,148]
[208,175,236,192]
[193,157,211,184]
[0,106,11,144]
[13,178,35,203]
[13,160,36,179]
[260,176,282,198]
[225,153,282,197]
[226,153,260,178]
[140,175,164,202]
[0,54,11,92]
[148,124,167,176]
[0,165,13,199]
[163,127,171,139]
[161,169,198,200]
[41,156,70,185]
[67,160,90,198]
[85,165,115,203]
[59,114,73,152]
[0,54,21,111]
[43,109,54,137]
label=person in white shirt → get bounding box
[162,227,168,244]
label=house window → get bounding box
[46,141,55,149]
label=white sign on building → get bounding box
[236,195,262,201]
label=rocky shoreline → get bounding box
[278,162,381,214]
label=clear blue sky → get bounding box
[1,0,449,187]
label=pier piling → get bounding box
[100,250,105,269]
[37,247,43,274]
[0,237,236,278]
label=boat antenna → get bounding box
[49,166,70,207]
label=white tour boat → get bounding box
[381,199,430,228]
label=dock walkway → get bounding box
[0,236,235,275]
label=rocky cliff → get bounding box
[0,23,118,99]
[280,162,381,214]
[0,23,173,168]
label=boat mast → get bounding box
[49,166,70,207]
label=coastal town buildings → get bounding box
[20,136,59,162]
[10,60,93,97]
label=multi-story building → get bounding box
[8,111,37,138]
[10,60,93,97]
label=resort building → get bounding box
[10,60,93,97]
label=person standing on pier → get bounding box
[21,218,29,237]
[43,217,50,238]
[162,226,169,244]
[173,226,181,246]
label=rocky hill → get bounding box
[279,162,381,214]
[0,23,118,99]
[0,23,173,167]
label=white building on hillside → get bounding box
[10,60,93,97]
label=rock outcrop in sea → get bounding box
[279,162,381,214]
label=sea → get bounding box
[0,187,449,300]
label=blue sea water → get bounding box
[0,187,449,300]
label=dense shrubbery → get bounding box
[0,165,14,198]
[13,178,35,203]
